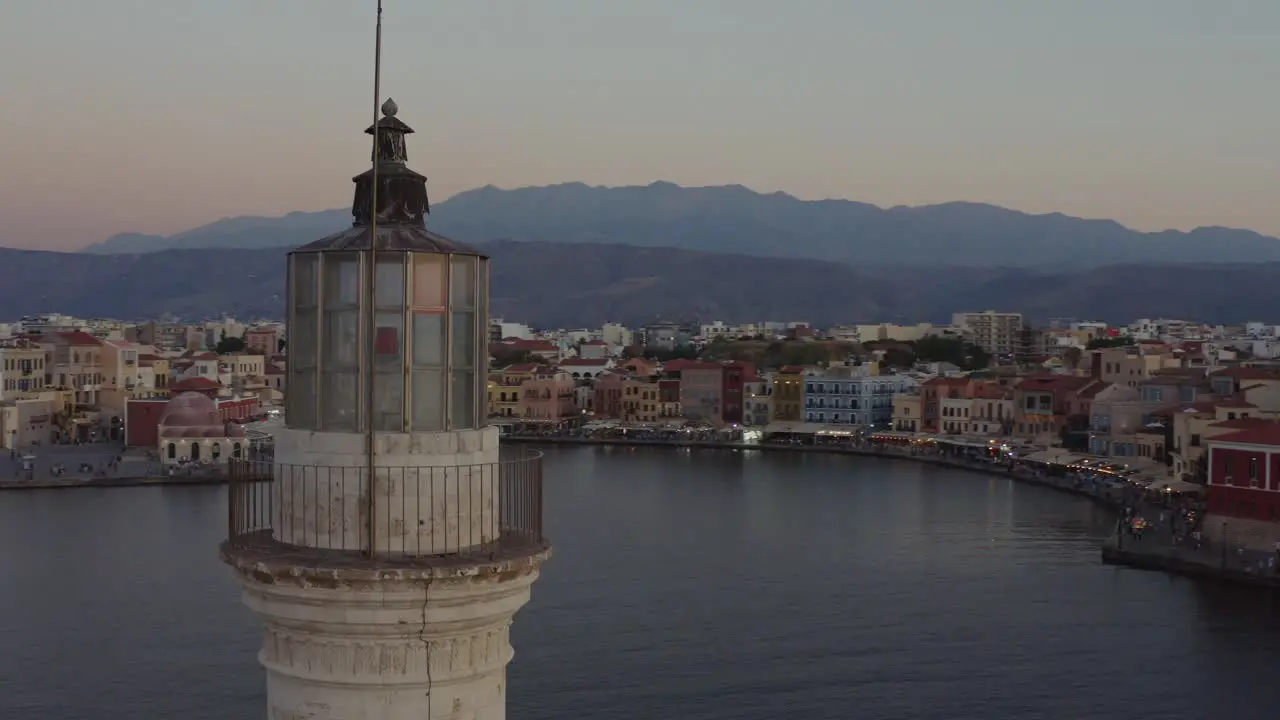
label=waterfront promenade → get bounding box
[501,434,1128,508]
[506,435,1280,588]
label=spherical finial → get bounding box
[381,98,398,117]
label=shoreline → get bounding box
[9,434,1274,589]
[507,436,1279,589]
[501,435,1124,508]
[0,475,229,491]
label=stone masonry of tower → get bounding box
[221,98,551,720]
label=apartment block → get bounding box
[953,311,1024,356]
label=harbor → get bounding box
[8,429,1274,590]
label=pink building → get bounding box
[244,327,280,355]
[518,375,577,420]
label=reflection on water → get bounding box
[1,445,1278,720]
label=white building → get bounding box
[952,311,1024,356]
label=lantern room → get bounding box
[283,98,489,434]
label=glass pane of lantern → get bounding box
[374,369,404,432]
[291,309,318,370]
[475,368,489,427]
[451,370,475,429]
[411,369,445,431]
[477,258,489,329]
[324,253,360,308]
[450,256,476,309]
[412,255,446,308]
[324,309,360,369]
[288,368,316,428]
[375,255,405,309]
[451,311,475,369]
[411,312,445,367]
[321,370,359,431]
[293,255,318,309]
[374,311,404,369]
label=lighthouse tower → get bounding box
[221,97,550,720]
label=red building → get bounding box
[592,371,626,418]
[1207,423,1280,522]
[720,360,754,426]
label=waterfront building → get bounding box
[770,366,804,422]
[1205,422,1280,548]
[1087,384,1160,458]
[518,368,577,421]
[891,392,921,432]
[742,376,770,427]
[801,364,914,427]
[621,378,660,423]
[1011,375,1100,442]
[0,337,47,402]
[220,99,549,719]
[674,360,752,426]
[919,376,972,433]
[658,378,681,418]
[157,391,248,465]
[592,370,626,418]
[938,381,1012,435]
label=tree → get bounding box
[215,336,247,354]
[490,348,548,366]
[1086,336,1133,350]
[913,336,990,371]
[880,347,916,368]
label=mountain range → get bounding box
[4,182,1273,327]
[1,240,1276,328]
[82,182,1280,268]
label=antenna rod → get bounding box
[365,0,384,557]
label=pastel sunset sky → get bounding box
[1,0,1277,251]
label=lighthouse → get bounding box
[221,95,550,719]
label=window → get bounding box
[167,443,175,459]
[320,253,361,431]
[289,254,319,428]
[374,255,406,431]
[212,443,221,459]
[1249,457,1260,487]
[410,254,446,431]
[232,443,242,459]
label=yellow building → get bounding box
[892,393,922,432]
[0,338,48,402]
[490,364,537,417]
[622,378,659,423]
[770,367,804,422]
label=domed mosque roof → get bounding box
[160,392,219,426]
[158,391,250,441]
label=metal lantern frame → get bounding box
[285,248,489,434]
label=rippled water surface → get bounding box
[3,446,1279,719]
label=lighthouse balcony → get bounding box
[223,443,546,569]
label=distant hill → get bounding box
[79,182,1280,268]
[3,241,1278,327]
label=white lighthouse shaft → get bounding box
[224,425,549,720]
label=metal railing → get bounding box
[226,447,545,559]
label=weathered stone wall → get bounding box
[271,426,502,554]
[236,557,544,720]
